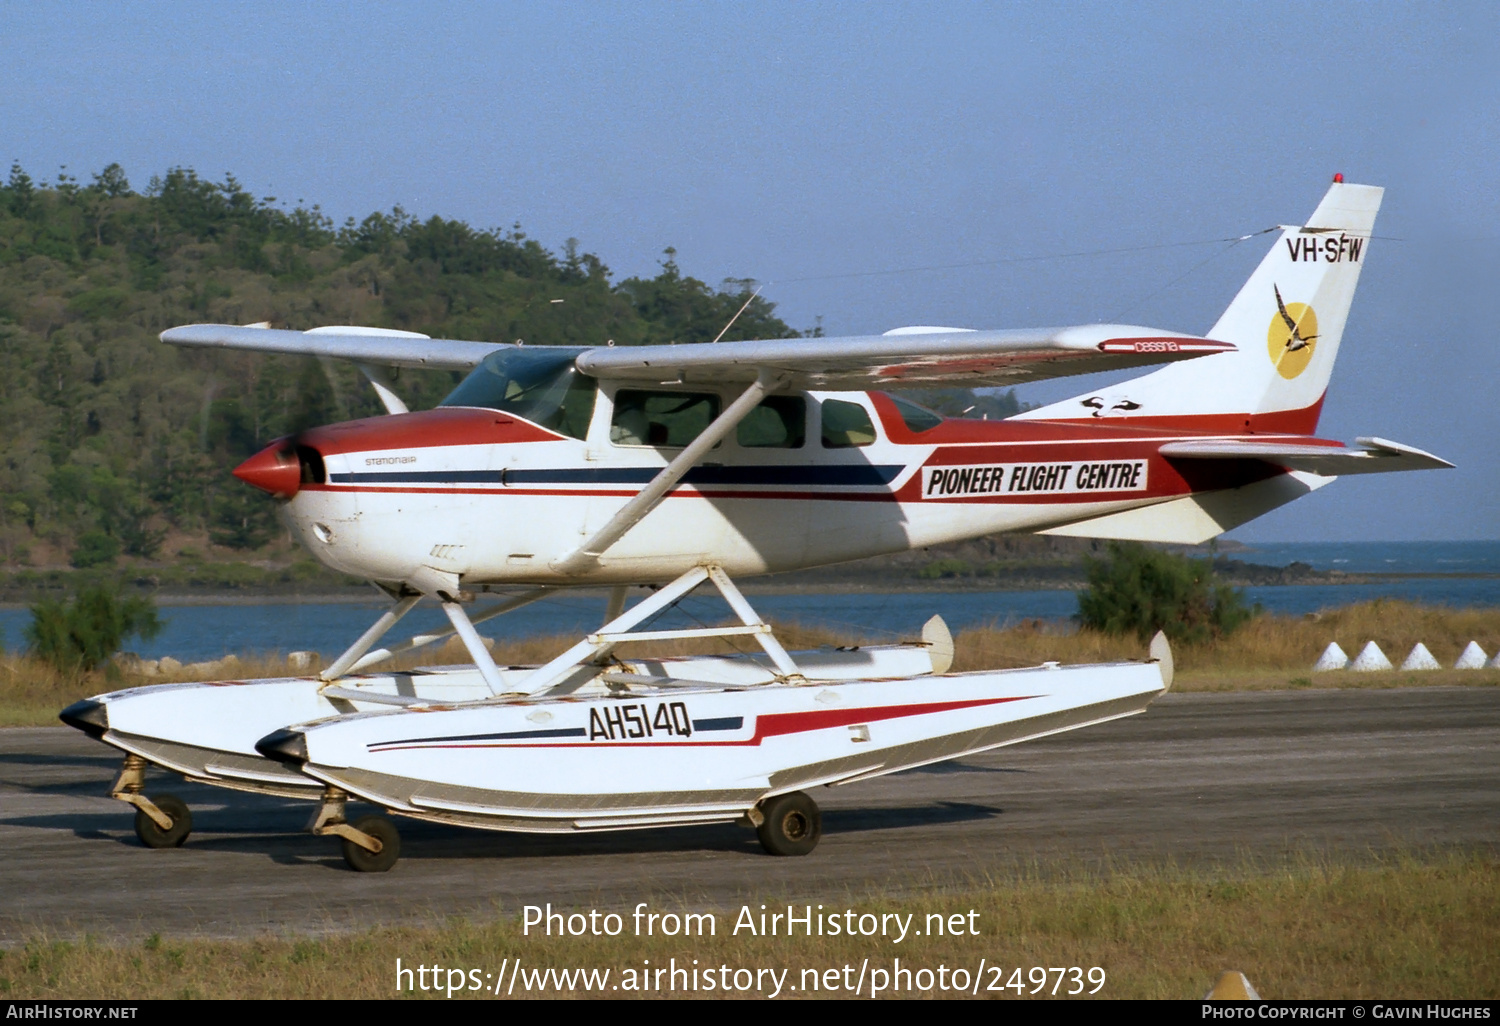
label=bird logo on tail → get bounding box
[1266,284,1319,379]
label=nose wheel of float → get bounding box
[133,793,193,848]
[340,815,401,873]
[753,791,821,857]
[107,755,195,849]
[307,786,403,872]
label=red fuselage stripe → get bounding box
[303,484,905,502]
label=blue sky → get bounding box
[3,2,1496,539]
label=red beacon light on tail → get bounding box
[1332,173,1344,183]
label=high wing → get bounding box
[160,324,501,370]
[1159,436,1453,476]
[575,325,1232,388]
[161,322,1234,388]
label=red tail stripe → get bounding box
[749,696,1025,742]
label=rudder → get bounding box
[1017,181,1383,434]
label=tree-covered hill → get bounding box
[0,162,812,569]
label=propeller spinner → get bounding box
[234,439,320,499]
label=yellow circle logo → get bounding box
[1266,285,1318,379]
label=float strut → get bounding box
[513,565,802,695]
[349,587,552,673]
[320,595,422,681]
[707,566,800,678]
[441,601,509,696]
[603,585,628,623]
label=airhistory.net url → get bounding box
[396,957,1107,998]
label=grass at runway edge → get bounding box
[2,852,1496,999]
[1,600,1497,727]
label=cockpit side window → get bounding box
[609,390,726,444]
[439,348,597,440]
[820,398,877,448]
[610,390,722,448]
[737,396,806,449]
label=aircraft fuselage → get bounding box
[259,384,1326,588]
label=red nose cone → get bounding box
[234,441,302,498]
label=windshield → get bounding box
[439,347,597,439]
[888,395,943,434]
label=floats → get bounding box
[62,616,1173,870]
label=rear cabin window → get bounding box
[439,347,596,440]
[611,390,721,448]
[737,396,806,449]
[888,395,944,434]
[820,399,877,448]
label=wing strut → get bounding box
[551,368,787,575]
[356,363,409,415]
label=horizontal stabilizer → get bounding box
[1159,436,1452,476]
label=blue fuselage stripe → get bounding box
[331,465,903,486]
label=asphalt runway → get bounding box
[2,685,1497,942]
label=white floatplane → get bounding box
[62,180,1449,870]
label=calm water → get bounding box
[1231,540,1500,576]
[1,542,1494,663]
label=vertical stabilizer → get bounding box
[1017,181,1383,434]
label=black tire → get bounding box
[342,815,401,872]
[755,791,821,856]
[134,793,192,849]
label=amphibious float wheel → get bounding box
[342,815,401,873]
[134,793,192,849]
[756,791,821,856]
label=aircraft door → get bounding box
[585,386,731,571]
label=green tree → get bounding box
[114,503,166,558]
[917,558,972,580]
[6,161,34,217]
[1076,541,1256,643]
[90,163,132,198]
[617,251,796,344]
[209,487,278,550]
[71,530,120,568]
[0,160,805,564]
[26,585,163,671]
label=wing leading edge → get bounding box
[574,325,1233,389]
[161,324,504,370]
[162,322,1234,389]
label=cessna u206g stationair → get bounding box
[63,180,1448,870]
